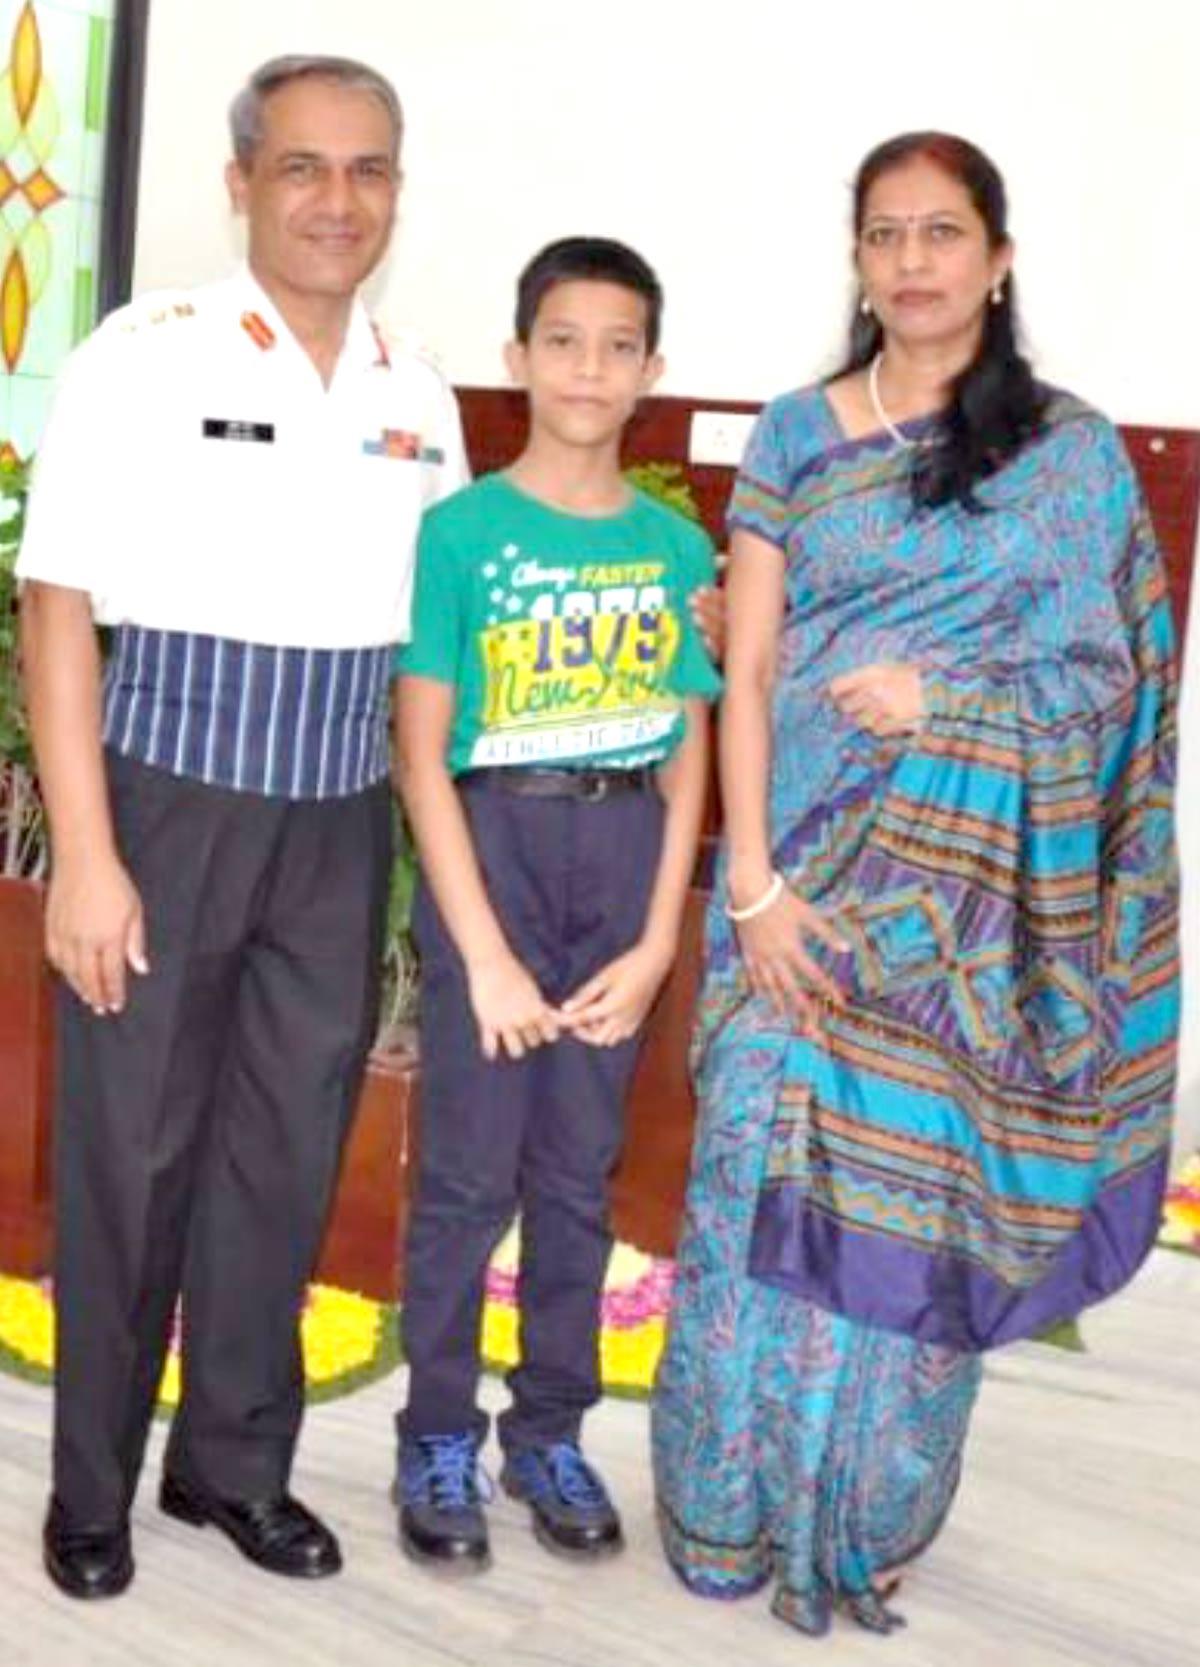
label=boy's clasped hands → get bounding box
[467,937,672,1060]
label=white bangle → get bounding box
[725,870,786,922]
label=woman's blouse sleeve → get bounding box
[727,400,791,549]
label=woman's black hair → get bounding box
[834,131,1047,512]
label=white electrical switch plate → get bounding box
[689,409,756,467]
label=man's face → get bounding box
[226,77,400,303]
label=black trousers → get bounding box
[52,752,390,1525]
[399,777,664,1453]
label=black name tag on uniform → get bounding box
[203,418,275,443]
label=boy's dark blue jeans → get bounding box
[398,770,665,1454]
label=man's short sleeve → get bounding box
[669,525,723,701]
[15,328,119,600]
[727,401,790,549]
[429,381,470,504]
[393,509,464,682]
[415,373,470,515]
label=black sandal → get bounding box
[844,1588,908,1634]
[770,1582,834,1637]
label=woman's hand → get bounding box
[829,662,924,736]
[730,877,848,1035]
[559,939,674,1048]
[689,583,726,662]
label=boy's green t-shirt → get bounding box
[396,473,722,776]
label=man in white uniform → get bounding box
[18,56,465,1599]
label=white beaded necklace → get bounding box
[868,352,924,448]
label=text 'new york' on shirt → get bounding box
[396,472,722,777]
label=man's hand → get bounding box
[559,939,673,1048]
[689,583,726,663]
[467,949,562,1061]
[46,854,149,1014]
[829,662,924,736]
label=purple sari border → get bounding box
[748,1150,1169,1353]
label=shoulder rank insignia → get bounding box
[240,311,277,351]
[374,321,445,371]
[117,297,197,334]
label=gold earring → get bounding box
[860,295,872,317]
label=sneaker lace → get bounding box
[545,1443,608,1510]
[417,1434,492,1508]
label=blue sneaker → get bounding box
[395,1432,491,1572]
[500,1442,623,1558]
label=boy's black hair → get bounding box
[514,236,663,354]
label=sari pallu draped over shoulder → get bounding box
[719,393,1180,1352]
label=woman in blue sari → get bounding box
[651,132,1179,1638]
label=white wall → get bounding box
[133,0,1200,1152]
[135,0,1199,421]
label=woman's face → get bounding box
[856,155,1012,354]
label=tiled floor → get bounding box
[1,1250,1197,1667]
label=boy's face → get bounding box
[505,280,663,448]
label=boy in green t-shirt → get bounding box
[391,237,720,1572]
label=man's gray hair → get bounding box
[229,55,403,167]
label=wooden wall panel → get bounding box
[457,387,1199,642]
[1122,426,1198,636]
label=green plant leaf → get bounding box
[624,461,702,523]
[1035,1317,1087,1352]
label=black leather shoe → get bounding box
[159,1472,341,1578]
[43,1499,134,1599]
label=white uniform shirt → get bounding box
[17,268,468,649]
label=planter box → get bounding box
[315,1051,417,1303]
[0,877,54,1276]
[0,879,421,1299]
[610,888,704,1259]
[0,882,704,1295]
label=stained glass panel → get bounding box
[0,0,116,464]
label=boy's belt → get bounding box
[457,766,656,802]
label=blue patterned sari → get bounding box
[651,385,1179,1615]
